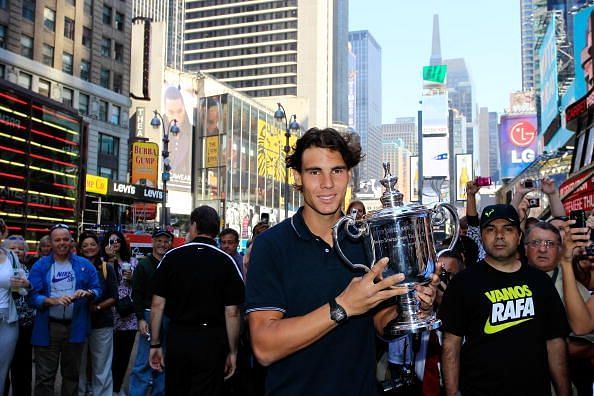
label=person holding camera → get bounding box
[511,177,566,218]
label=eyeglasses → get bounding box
[50,223,70,231]
[108,238,121,244]
[525,240,559,249]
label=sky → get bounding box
[349,0,522,123]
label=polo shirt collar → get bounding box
[191,236,216,246]
[290,207,348,241]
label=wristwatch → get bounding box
[329,298,348,325]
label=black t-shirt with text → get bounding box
[438,260,569,396]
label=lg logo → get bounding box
[509,121,537,147]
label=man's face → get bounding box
[51,228,71,259]
[152,236,172,257]
[206,106,219,133]
[165,98,186,126]
[438,256,462,276]
[481,219,521,262]
[525,227,561,272]
[293,147,351,219]
[220,233,239,256]
[39,240,52,256]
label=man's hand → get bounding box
[72,289,92,299]
[416,273,439,314]
[516,197,530,224]
[224,351,237,380]
[560,220,592,262]
[138,319,149,336]
[516,179,536,197]
[336,258,407,317]
[9,276,30,289]
[465,181,480,197]
[46,296,73,306]
[149,347,164,371]
[540,177,558,196]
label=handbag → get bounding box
[115,263,134,317]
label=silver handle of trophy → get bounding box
[432,203,460,256]
[331,216,371,273]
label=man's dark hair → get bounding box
[190,206,220,238]
[220,228,239,242]
[286,127,363,173]
[525,216,540,229]
[524,221,562,245]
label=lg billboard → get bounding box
[498,114,538,179]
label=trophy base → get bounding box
[383,316,442,338]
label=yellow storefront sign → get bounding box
[206,135,219,168]
[86,174,108,195]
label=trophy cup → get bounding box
[332,163,459,336]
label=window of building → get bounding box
[43,8,56,31]
[98,100,108,121]
[115,12,124,31]
[79,93,89,115]
[102,5,112,25]
[62,52,73,74]
[113,73,122,93]
[114,42,123,62]
[17,72,32,89]
[100,68,109,88]
[22,0,35,21]
[101,37,111,57]
[0,25,6,49]
[110,105,121,125]
[20,35,33,58]
[38,79,51,97]
[80,59,90,81]
[99,166,116,179]
[82,26,92,48]
[83,0,93,15]
[99,133,118,155]
[64,17,75,40]
[0,64,4,79]
[62,87,74,107]
[0,0,6,9]
[41,43,54,66]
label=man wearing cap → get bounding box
[128,229,173,396]
[439,204,571,396]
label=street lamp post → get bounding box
[274,103,300,219]
[150,110,180,228]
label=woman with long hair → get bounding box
[77,232,118,396]
[101,231,137,395]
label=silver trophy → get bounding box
[333,163,459,336]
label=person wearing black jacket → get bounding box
[128,229,172,396]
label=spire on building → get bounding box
[430,14,442,65]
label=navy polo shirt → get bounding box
[246,207,379,396]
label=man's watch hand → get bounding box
[329,298,348,325]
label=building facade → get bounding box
[349,29,382,183]
[381,117,417,155]
[445,58,475,153]
[521,0,536,90]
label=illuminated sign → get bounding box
[455,154,473,201]
[499,114,539,178]
[131,141,159,186]
[206,135,219,168]
[423,65,447,84]
[86,174,108,195]
[108,181,163,202]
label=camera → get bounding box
[527,197,540,208]
[523,178,538,189]
[570,210,586,229]
[475,176,492,187]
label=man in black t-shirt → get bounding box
[148,206,245,396]
[439,204,570,396]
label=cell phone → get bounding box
[527,197,540,208]
[570,210,587,229]
[475,176,492,187]
[260,213,270,224]
[524,179,535,189]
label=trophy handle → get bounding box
[431,203,460,256]
[332,215,370,273]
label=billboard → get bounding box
[498,114,538,178]
[422,136,449,178]
[130,141,159,187]
[422,94,449,136]
[573,5,594,99]
[409,156,419,201]
[423,65,447,85]
[455,154,473,201]
[538,15,558,131]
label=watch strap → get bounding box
[329,298,348,325]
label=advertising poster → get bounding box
[422,136,449,178]
[455,154,473,201]
[206,135,219,168]
[421,94,449,136]
[256,118,297,184]
[498,114,538,179]
[538,15,558,131]
[130,141,159,187]
[573,6,594,99]
[409,156,419,202]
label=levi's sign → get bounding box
[108,182,163,202]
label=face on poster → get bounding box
[422,136,449,178]
[574,6,594,98]
[455,154,473,201]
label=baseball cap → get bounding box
[480,204,521,230]
[152,229,173,239]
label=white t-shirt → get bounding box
[0,254,11,309]
[49,260,76,320]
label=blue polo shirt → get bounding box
[246,207,378,396]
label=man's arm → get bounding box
[224,305,241,379]
[510,179,534,211]
[248,258,406,366]
[546,337,571,396]
[465,181,480,217]
[541,177,566,217]
[149,294,166,371]
[442,332,462,396]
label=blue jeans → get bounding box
[128,311,168,396]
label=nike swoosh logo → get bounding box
[484,317,533,334]
[52,275,71,283]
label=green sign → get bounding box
[423,65,447,84]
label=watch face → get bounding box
[332,306,347,323]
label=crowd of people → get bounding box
[0,127,592,395]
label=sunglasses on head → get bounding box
[51,223,70,231]
[108,237,121,244]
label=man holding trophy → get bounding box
[245,128,438,395]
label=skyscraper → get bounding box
[349,30,382,183]
[430,14,442,66]
[488,111,500,181]
[445,58,476,153]
[183,0,347,127]
[521,0,536,90]
[381,117,418,155]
